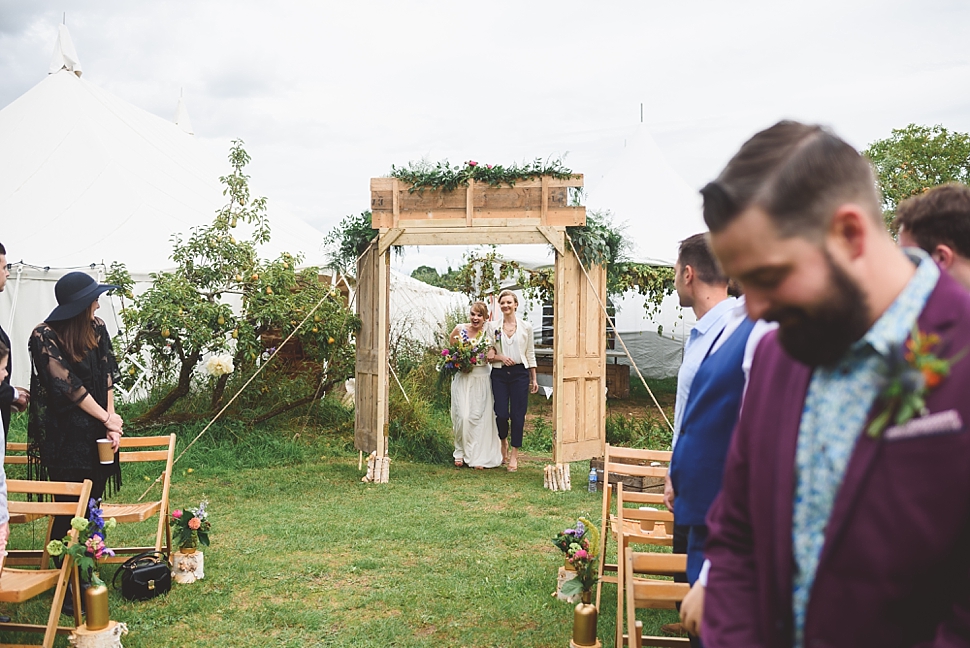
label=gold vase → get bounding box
[564,557,577,571]
[181,530,199,553]
[572,590,598,647]
[85,583,110,631]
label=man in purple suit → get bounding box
[699,120,970,648]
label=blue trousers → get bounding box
[490,364,529,447]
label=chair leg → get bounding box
[616,538,625,648]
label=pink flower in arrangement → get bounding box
[467,160,478,167]
[486,164,493,169]
[172,509,183,519]
[188,517,202,530]
[441,349,449,356]
[573,549,588,561]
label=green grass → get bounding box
[2,412,676,647]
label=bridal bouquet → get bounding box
[437,329,489,383]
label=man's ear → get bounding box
[932,244,955,269]
[682,264,694,286]
[828,204,869,261]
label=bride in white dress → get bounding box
[449,302,503,469]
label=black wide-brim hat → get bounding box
[46,272,120,322]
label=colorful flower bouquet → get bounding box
[437,329,489,385]
[171,500,211,551]
[553,518,600,596]
[46,499,116,586]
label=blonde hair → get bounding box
[497,289,518,306]
[470,301,489,318]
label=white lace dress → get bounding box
[451,330,503,468]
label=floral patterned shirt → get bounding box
[791,251,939,647]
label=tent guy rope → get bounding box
[137,239,378,501]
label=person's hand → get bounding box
[502,355,515,367]
[680,581,704,636]
[663,474,675,512]
[530,381,539,394]
[12,387,29,412]
[107,430,122,452]
[104,412,124,433]
[0,521,9,554]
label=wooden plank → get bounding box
[541,175,549,223]
[378,228,405,255]
[394,229,549,247]
[391,179,400,228]
[537,225,565,255]
[369,176,586,229]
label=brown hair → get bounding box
[0,338,8,360]
[894,183,970,258]
[702,120,881,239]
[497,289,518,306]
[470,301,489,318]
[677,233,727,286]
[47,303,98,363]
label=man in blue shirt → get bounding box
[662,233,736,638]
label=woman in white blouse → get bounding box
[486,290,538,472]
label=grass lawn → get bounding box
[5,450,676,647]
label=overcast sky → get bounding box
[2,0,968,273]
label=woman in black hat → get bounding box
[27,272,123,542]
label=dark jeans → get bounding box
[490,364,529,448]
[46,467,107,545]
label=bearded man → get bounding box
[699,121,970,648]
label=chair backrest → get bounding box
[4,442,28,466]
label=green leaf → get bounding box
[560,578,583,597]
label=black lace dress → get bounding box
[27,318,122,503]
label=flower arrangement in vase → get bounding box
[552,517,600,597]
[171,500,211,553]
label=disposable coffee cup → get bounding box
[97,438,114,464]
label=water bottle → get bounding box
[588,467,598,493]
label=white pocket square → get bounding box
[884,409,963,441]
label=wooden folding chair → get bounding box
[4,443,47,527]
[0,478,93,648]
[613,483,679,648]
[100,434,176,563]
[595,444,673,611]
[623,551,690,648]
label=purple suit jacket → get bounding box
[703,270,970,648]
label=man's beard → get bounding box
[768,255,870,368]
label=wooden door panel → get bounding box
[354,244,389,456]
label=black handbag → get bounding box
[112,551,172,601]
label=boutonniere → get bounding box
[867,326,964,438]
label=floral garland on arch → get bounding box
[389,158,574,193]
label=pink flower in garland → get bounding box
[172,509,183,519]
[467,160,478,167]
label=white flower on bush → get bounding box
[204,354,235,377]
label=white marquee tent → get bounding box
[0,26,464,388]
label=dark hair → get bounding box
[894,183,970,258]
[47,305,98,364]
[0,241,5,255]
[677,233,727,286]
[702,121,880,238]
[0,339,7,359]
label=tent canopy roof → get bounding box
[0,27,327,274]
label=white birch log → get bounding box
[69,621,129,648]
[172,550,205,584]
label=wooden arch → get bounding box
[355,176,606,483]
